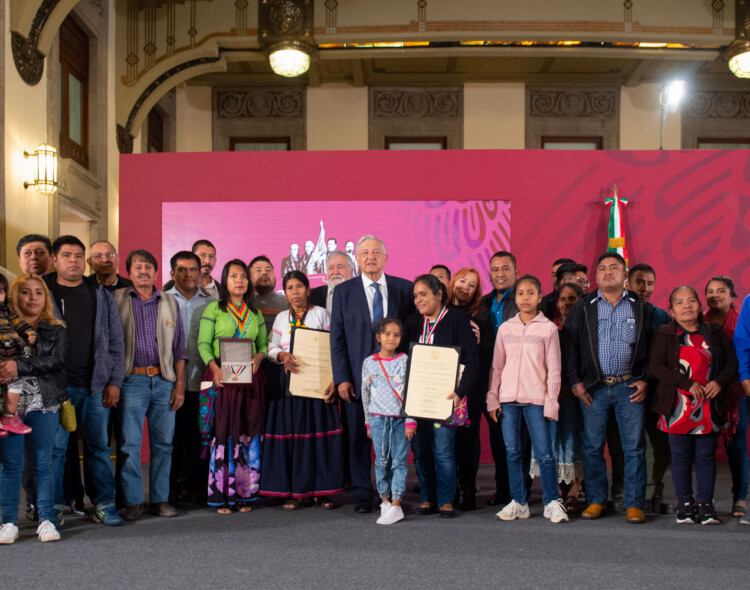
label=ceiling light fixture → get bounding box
[728,0,750,77]
[260,0,315,78]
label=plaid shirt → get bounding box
[596,289,636,377]
[129,288,187,367]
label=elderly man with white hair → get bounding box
[310,250,354,315]
[329,235,414,513]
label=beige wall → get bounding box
[307,85,368,151]
[464,83,525,149]
[4,0,50,272]
[175,84,212,152]
[621,84,681,150]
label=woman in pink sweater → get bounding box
[487,275,566,523]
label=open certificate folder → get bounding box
[219,338,254,384]
[403,343,461,421]
[289,327,333,399]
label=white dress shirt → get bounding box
[361,273,388,320]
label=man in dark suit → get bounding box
[330,235,415,512]
[310,250,354,315]
[280,243,302,276]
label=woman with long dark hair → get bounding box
[406,273,478,518]
[260,271,343,510]
[198,259,267,514]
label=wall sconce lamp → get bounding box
[659,80,685,150]
[23,144,58,196]
[728,0,750,77]
[259,0,315,78]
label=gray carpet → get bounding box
[3,464,750,590]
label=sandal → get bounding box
[238,504,253,513]
[732,502,746,517]
[565,496,580,514]
[283,499,301,511]
[314,496,337,510]
[216,506,234,515]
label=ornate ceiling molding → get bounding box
[685,91,750,118]
[372,88,461,118]
[11,0,60,85]
[217,89,304,118]
[529,89,617,118]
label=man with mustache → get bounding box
[114,249,187,521]
[87,241,132,292]
[17,234,53,276]
[249,255,289,335]
[310,250,353,315]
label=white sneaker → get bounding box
[379,501,392,517]
[0,523,19,544]
[36,520,60,542]
[376,505,404,525]
[495,500,530,521]
[544,499,569,523]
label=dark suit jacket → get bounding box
[479,287,519,325]
[309,285,328,309]
[330,273,415,396]
[86,273,132,292]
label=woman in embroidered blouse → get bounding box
[259,270,343,510]
[198,259,267,514]
[405,273,478,519]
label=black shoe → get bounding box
[67,499,85,516]
[26,503,38,522]
[698,503,720,525]
[122,503,145,521]
[487,494,509,507]
[414,504,437,515]
[462,490,477,511]
[675,501,697,524]
[354,501,373,514]
[439,508,455,519]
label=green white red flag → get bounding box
[605,186,629,267]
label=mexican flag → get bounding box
[605,186,629,267]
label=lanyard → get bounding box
[376,354,402,403]
[420,306,448,344]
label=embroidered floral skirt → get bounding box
[260,373,344,499]
[207,372,265,507]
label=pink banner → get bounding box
[162,200,511,288]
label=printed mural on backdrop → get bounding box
[162,200,511,289]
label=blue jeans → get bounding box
[116,374,176,506]
[725,397,749,502]
[669,433,718,505]
[369,415,410,501]
[0,411,59,523]
[501,404,559,505]
[53,386,117,511]
[580,381,646,509]
[415,420,456,507]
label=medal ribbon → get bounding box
[420,306,448,344]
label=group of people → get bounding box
[0,231,749,543]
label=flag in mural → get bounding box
[605,185,629,267]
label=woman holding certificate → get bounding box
[198,259,267,514]
[259,270,343,510]
[406,274,478,519]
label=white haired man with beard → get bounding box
[310,250,354,315]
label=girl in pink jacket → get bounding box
[487,275,566,523]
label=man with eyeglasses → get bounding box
[44,236,125,526]
[87,241,132,292]
[543,262,590,320]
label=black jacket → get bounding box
[449,302,494,396]
[86,273,132,292]
[16,321,69,409]
[405,308,479,399]
[562,290,654,393]
[309,285,328,309]
[649,320,738,416]
[479,288,519,326]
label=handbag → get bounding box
[59,399,77,432]
[441,395,470,427]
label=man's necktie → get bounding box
[371,282,384,334]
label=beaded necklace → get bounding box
[228,300,250,338]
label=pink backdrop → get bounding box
[121,149,750,463]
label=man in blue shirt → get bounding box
[564,252,654,524]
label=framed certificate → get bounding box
[403,343,461,421]
[289,328,333,399]
[219,338,254,384]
